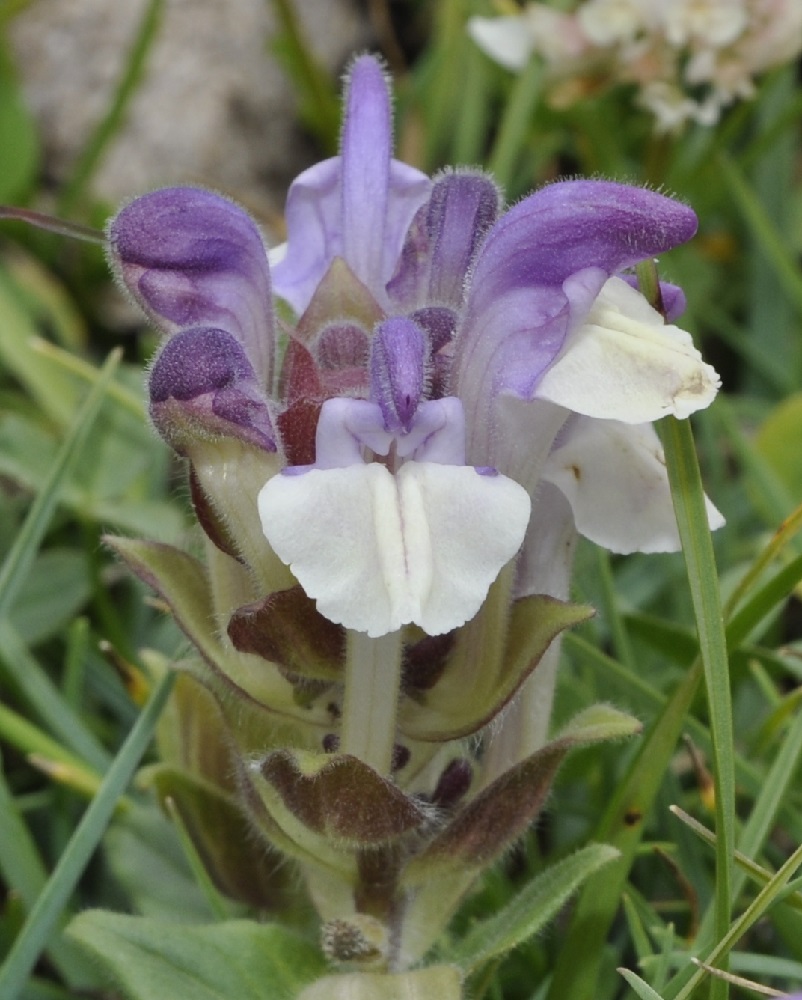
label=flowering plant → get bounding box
[21,52,722,997]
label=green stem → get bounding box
[340,630,404,776]
[661,416,733,1000]
[487,57,542,193]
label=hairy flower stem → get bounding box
[341,630,404,775]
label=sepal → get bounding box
[400,593,594,740]
[228,586,345,683]
[254,750,428,848]
[189,438,292,594]
[104,535,325,727]
[403,704,641,883]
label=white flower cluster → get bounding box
[469,0,802,131]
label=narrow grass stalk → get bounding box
[546,658,703,1000]
[0,760,85,982]
[618,968,667,1000]
[268,0,340,152]
[670,807,802,915]
[0,671,175,999]
[594,547,637,672]
[673,841,802,1000]
[0,621,110,773]
[661,415,734,1000]
[162,796,230,922]
[0,703,101,797]
[30,338,145,418]
[724,497,802,618]
[716,153,802,318]
[57,0,163,215]
[0,348,121,621]
[487,57,542,192]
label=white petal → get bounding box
[535,276,721,423]
[267,242,288,268]
[467,15,535,71]
[542,418,724,554]
[397,463,531,635]
[259,464,406,637]
[258,463,530,637]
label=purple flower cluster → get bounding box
[109,55,719,641]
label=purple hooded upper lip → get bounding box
[107,53,698,470]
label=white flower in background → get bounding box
[468,0,802,131]
[577,0,646,45]
[660,0,747,48]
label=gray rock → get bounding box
[9,0,370,216]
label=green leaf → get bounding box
[67,914,325,1000]
[8,549,91,646]
[446,843,620,972]
[0,671,174,998]
[0,40,39,202]
[0,349,121,621]
[555,703,643,744]
[755,393,802,504]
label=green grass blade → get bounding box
[661,415,734,1000]
[716,153,802,318]
[0,348,122,621]
[670,807,802,915]
[56,0,163,215]
[0,759,88,983]
[724,497,802,617]
[673,841,802,1000]
[487,56,542,192]
[267,0,340,152]
[546,658,703,1000]
[0,621,110,772]
[0,670,175,999]
[0,755,50,910]
[619,968,667,1000]
[726,553,802,647]
[0,703,101,796]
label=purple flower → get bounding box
[97,55,726,965]
[108,53,721,641]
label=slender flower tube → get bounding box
[98,52,723,976]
